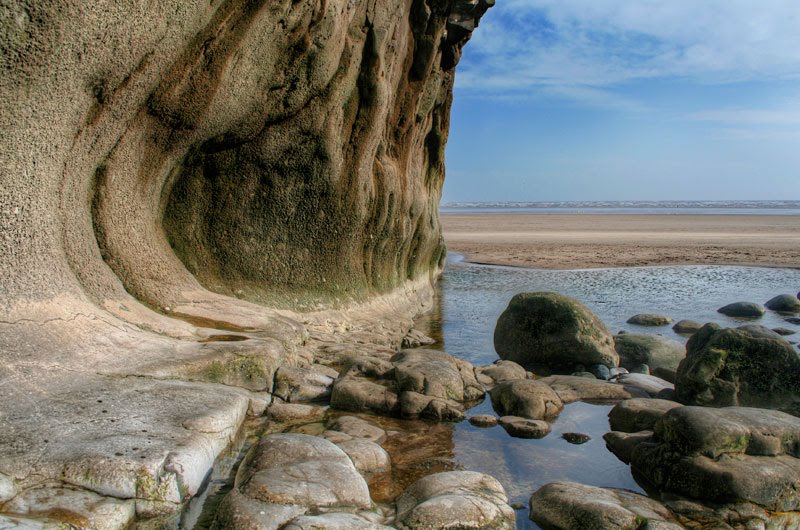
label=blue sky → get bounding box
[443,0,800,202]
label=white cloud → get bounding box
[460,0,800,97]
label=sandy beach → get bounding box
[442,213,800,269]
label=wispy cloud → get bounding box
[459,0,800,104]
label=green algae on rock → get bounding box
[494,292,619,370]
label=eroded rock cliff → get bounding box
[0,0,490,526]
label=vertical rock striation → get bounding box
[0,0,491,526]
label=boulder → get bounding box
[675,323,800,415]
[787,317,800,325]
[626,314,673,326]
[494,292,618,369]
[774,327,796,336]
[489,380,563,419]
[498,416,551,439]
[476,361,527,385]
[613,333,685,371]
[672,319,703,335]
[608,398,682,433]
[765,294,800,313]
[538,375,645,403]
[530,482,683,530]
[736,323,784,339]
[629,407,800,513]
[717,302,765,318]
[395,471,515,530]
[215,434,371,529]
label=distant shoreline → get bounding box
[441,212,800,270]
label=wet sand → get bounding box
[441,213,800,269]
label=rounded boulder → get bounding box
[494,292,618,370]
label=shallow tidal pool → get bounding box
[420,254,800,529]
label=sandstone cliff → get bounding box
[0,0,489,526]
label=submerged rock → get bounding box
[626,313,673,326]
[494,292,618,370]
[468,414,499,428]
[765,294,800,313]
[498,416,551,439]
[774,327,797,336]
[614,333,685,371]
[530,482,682,530]
[675,323,800,415]
[395,471,515,530]
[561,432,591,444]
[717,301,765,318]
[672,319,703,335]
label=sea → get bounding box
[440,199,800,215]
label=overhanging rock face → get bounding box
[0,0,490,525]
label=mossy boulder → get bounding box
[494,292,618,370]
[614,333,685,371]
[675,323,800,416]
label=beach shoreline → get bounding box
[441,212,800,270]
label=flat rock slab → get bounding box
[0,485,135,530]
[0,370,249,507]
[395,471,515,530]
[614,373,674,397]
[530,481,682,530]
[215,434,372,529]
